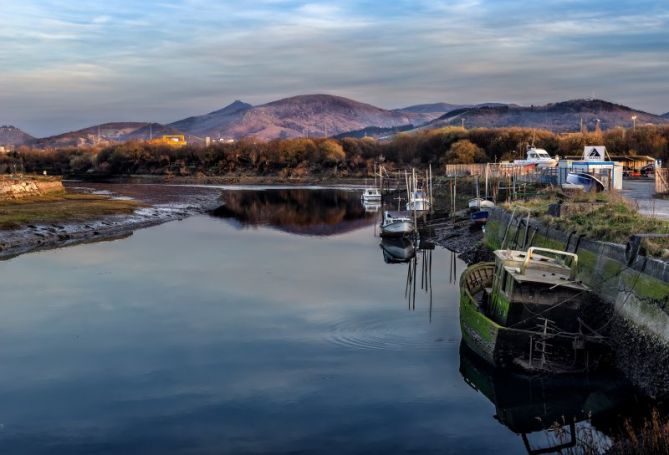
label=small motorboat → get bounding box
[562,172,605,192]
[513,147,558,169]
[470,210,489,225]
[361,187,382,202]
[380,237,416,263]
[468,198,495,211]
[380,211,415,237]
[406,190,431,212]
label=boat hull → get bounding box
[459,264,608,373]
[380,220,414,237]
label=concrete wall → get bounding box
[486,208,669,397]
[0,177,64,200]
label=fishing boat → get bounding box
[459,247,608,374]
[470,210,489,225]
[513,147,558,168]
[405,190,431,212]
[468,176,495,211]
[361,187,382,202]
[468,198,495,211]
[380,237,415,263]
[562,172,605,192]
[380,211,414,237]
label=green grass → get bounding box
[0,192,140,229]
[505,189,669,257]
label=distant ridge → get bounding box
[9,96,669,147]
[397,102,512,114]
[168,94,431,141]
[32,122,150,148]
[424,99,669,132]
[0,125,34,146]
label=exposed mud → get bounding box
[0,182,223,260]
[422,213,493,265]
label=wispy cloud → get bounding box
[1,0,668,136]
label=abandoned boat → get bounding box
[459,247,608,374]
[380,211,414,237]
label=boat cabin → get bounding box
[486,248,588,330]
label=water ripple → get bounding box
[326,314,454,352]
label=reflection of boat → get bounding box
[459,343,633,454]
[562,172,605,192]
[380,211,415,237]
[460,247,608,374]
[513,147,558,168]
[406,190,431,212]
[380,238,415,263]
[361,187,382,202]
[363,201,382,213]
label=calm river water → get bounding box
[0,187,635,454]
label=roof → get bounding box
[494,249,589,290]
[504,265,589,290]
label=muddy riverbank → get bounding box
[0,182,224,259]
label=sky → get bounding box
[1,0,668,137]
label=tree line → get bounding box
[2,125,667,177]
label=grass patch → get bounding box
[505,189,669,257]
[0,192,140,229]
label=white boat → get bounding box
[380,211,415,237]
[468,175,495,211]
[468,198,495,210]
[363,201,381,213]
[562,172,605,192]
[361,187,382,202]
[405,190,431,212]
[513,147,558,168]
[380,237,416,263]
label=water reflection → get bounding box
[380,238,416,264]
[210,188,376,236]
[459,344,634,454]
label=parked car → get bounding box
[641,164,655,176]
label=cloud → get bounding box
[0,0,668,136]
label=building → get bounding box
[559,146,624,190]
[149,134,187,147]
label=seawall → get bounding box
[0,176,64,199]
[485,208,669,397]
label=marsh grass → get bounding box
[0,192,140,229]
[542,409,669,455]
[506,189,669,256]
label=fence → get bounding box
[657,168,669,194]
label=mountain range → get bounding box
[2,95,667,148]
[423,99,666,132]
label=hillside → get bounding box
[169,95,431,141]
[662,112,669,118]
[33,122,150,148]
[425,99,668,132]
[0,125,34,146]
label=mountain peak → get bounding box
[208,100,253,116]
[0,125,34,146]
